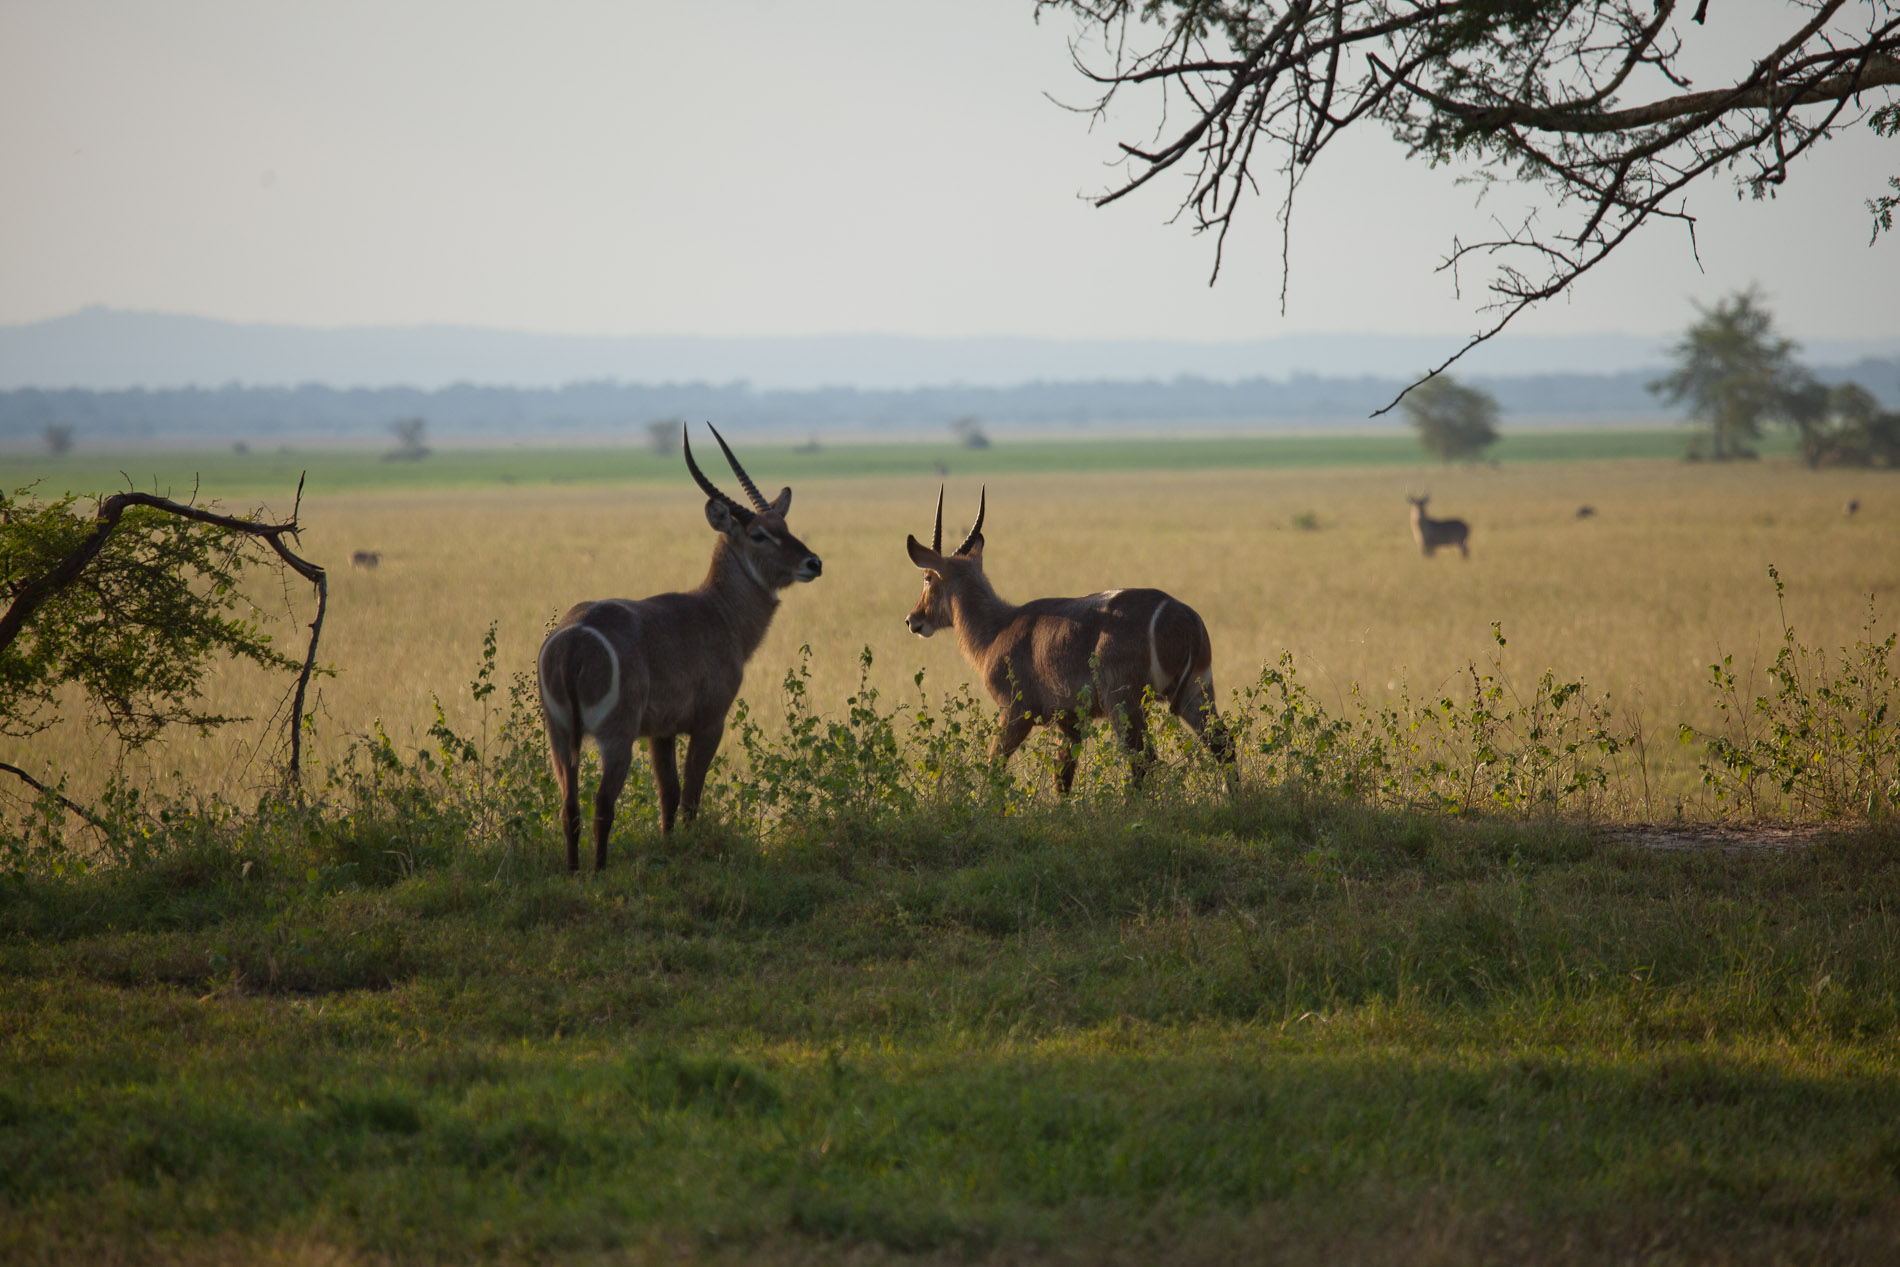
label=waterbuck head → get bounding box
[683,423,822,590]
[903,486,985,637]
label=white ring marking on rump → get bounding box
[1147,600,1169,690]
[537,631,573,733]
[579,625,622,734]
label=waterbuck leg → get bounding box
[548,731,583,872]
[1055,713,1085,796]
[679,723,726,827]
[1172,674,1238,781]
[555,760,582,873]
[993,709,1036,781]
[650,735,681,833]
[592,743,634,872]
[1116,704,1152,792]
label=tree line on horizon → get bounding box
[7,356,1900,452]
[1407,292,1900,469]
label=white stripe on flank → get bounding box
[579,625,622,734]
[537,633,573,734]
[1146,600,1169,690]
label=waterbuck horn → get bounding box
[954,486,986,556]
[931,485,945,554]
[682,424,754,524]
[707,423,773,512]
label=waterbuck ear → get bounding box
[705,499,739,533]
[771,486,792,515]
[905,534,940,569]
[962,533,985,563]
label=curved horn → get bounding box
[954,486,985,556]
[931,485,944,554]
[707,423,772,512]
[682,424,753,523]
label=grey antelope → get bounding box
[536,425,822,870]
[1406,494,1470,558]
[903,489,1234,793]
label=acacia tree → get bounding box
[1401,374,1501,461]
[1648,289,1803,460]
[1039,1,1900,403]
[1,482,328,819]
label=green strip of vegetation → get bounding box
[7,425,1786,499]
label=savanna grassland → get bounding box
[5,430,1887,812]
[4,434,1900,1266]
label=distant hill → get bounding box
[7,306,1896,394]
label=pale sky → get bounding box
[2,0,1895,343]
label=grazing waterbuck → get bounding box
[536,425,822,870]
[1406,494,1470,558]
[903,488,1234,793]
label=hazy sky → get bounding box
[2,0,1895,342]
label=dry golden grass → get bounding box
[7,455,1895,817]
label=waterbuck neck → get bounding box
[701,536,782,658]
[944,569,1018,663]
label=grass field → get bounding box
[8,424,1795,500]
[5,432,1899,1264]
[3,432,1890,816]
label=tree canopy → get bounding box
[1,484,328,809]
[1401,374,1501,462]
[1649,289,1802,460]
[1040,1,1899,393]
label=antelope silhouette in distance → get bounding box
[903,488,1234,793]
[1406,494,1470,558]
[537,425,822,870]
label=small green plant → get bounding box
[726,646,917,838]
[1690,566,1899,820]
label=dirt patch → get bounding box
[1602,824,1833,854]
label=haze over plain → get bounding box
[1,0,1895,389]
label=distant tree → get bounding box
[1039,1,1900,397]
[645,418,680,456]
[43,426,72,455]
[1650,290,1805,462]
[385,417,429,461]
[1786,379,1900,468]
[1401,375,1499,463]
[951,416,991,450]
[0,482,329,817]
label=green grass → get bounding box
[5,797,1899,1264]
[6,426,1790,500]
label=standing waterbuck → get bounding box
[903,488,1234,793]
[537,425,822,870]
[1406,494,1470,558]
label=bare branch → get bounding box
[0,761,111,834]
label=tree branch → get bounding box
[0,480,329,784]
[0,761,111,833]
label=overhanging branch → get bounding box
[0,479,329,785]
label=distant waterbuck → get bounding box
[1406,494,1470,558]
[536,425,822,870]
[903,488,1234,793]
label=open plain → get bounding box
[6,434,1892,815]
[5,435,1899,1266]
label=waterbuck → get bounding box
[536,425,822,870]
[903,488,1233,793]
[1406,494,1470,558]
